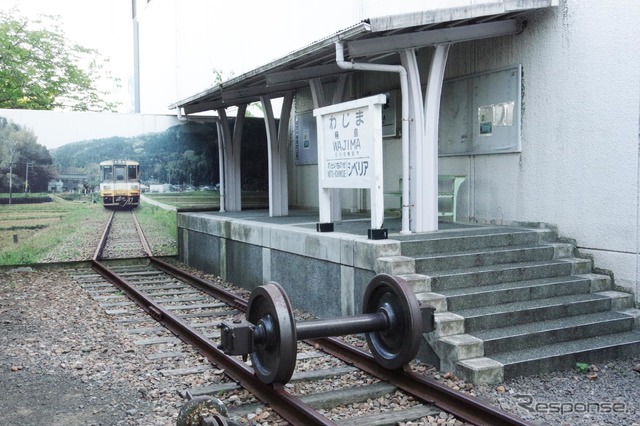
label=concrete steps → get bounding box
[490,330,640,378]
[474,311,636,355]
[459,292,617,332]
[428,260,578,291]
[400,227,553,256]
[398,225,640,384]
[443,276,592,310]
[414,244,558,273]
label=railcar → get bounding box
[99,160,140,208]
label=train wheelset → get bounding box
[219,273,435,384]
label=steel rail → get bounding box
[146,259,530,425]
[131,211,153,257]
[93,210,115,261]
[149,257,248,312]
[92,260,336,425]
[305,336,534,426]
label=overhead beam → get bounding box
[221,81,307,102]
[182,81,308,114]
[347,19,519,57]
[266,64,349,85]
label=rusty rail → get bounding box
[93,210,115,261]
[131,211,153,257]
[305,336,533,426]
[92,260,336,425]
[150,257,247,312]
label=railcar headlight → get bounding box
[131,184,139,190]
[103,185,111,190]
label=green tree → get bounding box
[0,116,56,192]
[0,10,120,111]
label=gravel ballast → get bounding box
[1,266,639,425]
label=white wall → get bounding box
[289,1,640,300]
[438,0,640,298]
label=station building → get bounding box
[169,1,640,381]
[48,174,88,192]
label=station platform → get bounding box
[177,209,477,318]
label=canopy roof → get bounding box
[170,1,558,115]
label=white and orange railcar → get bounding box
[99,160,140,208]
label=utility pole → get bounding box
[8,140,15,205]
[132,0,141,113]
[24,162,33,193]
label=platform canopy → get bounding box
[169,1,557,114]
[170,0,558,230]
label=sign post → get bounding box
[314,94,387,239]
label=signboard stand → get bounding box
[314,94,387,240]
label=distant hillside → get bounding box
[51,118,269,190]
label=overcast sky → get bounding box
[2,0,480,115]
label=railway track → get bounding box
[94,209,152,260]
[74,210,531,425]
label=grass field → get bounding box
[144,191,268,209]
[0,193,103,265]
[0,191,267,266]
[0,193,177,266]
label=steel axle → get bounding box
[219,274,434,384]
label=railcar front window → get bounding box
[115,165,125,181]
[128,165,138,180]
[103,166,113,180]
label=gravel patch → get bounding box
[0,268,154,425]
[468,360,640,426]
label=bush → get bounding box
[0,196,52,205]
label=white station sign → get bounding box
[314,94,386,229]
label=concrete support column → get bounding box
[215,123,226,212]
[418,43,451,232]
[229,105,246,211]
[261,93,293,217]
[400,49,425,233]
[217,107,245,212]
[310,78,342,221]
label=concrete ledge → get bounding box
[549,243,574,259]
[596,291,633,310]
[397,273,431,292]
[433,312,465,337]
[575,273,612,293]
[438,334,484,371]
[619,308,640,329]
[416,292,447,312]
[457,357,504,385]
[178,213,227,236]
[375,256,415,275]
[270,225,343,263]
[534,228,558,244]
[178,212,403,269]
[354,240,402,270]
[558,257,592,274]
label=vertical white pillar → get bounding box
[228,105,246,212]
[261,94,292,217]
[419,43,451,232]
[219,108,246,212]
[215,121,226,212]
[310,78,342,222]
[400,49,425,233]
